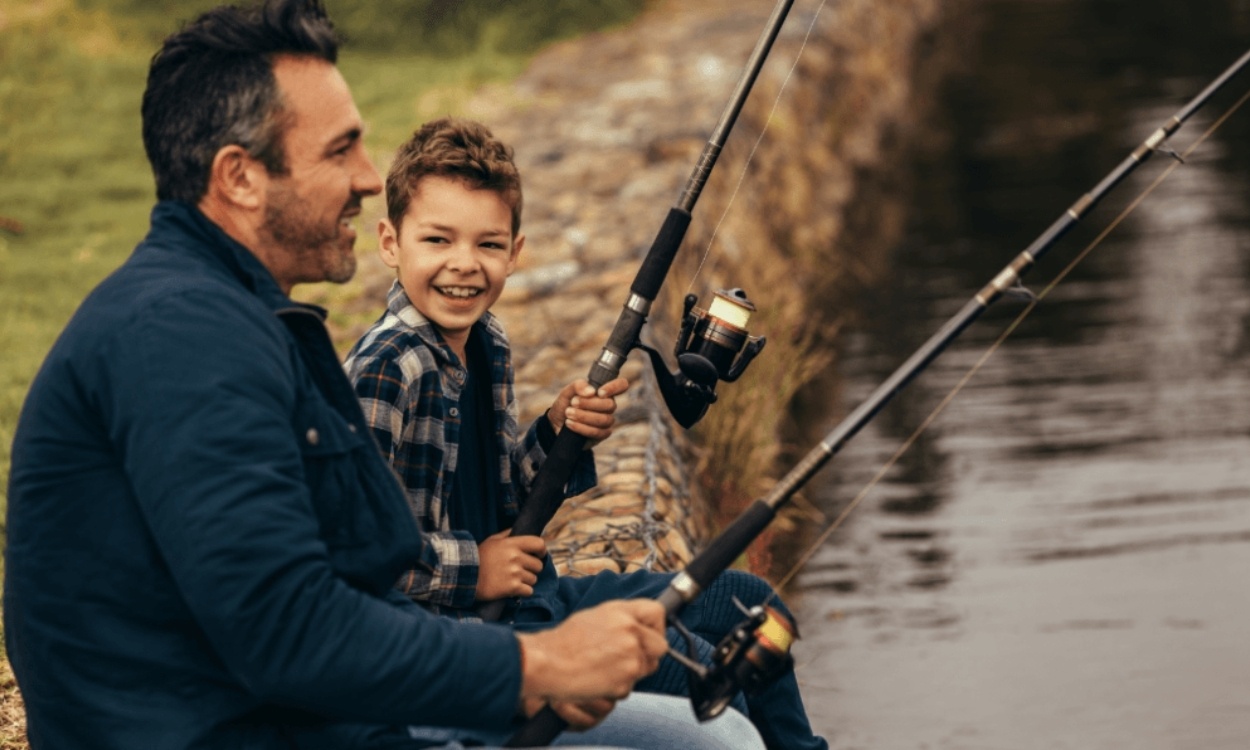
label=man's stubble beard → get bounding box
[261,180,358,286]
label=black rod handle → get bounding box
[504,706,567,748]
[630,207,693,299]
[514,429,591,537]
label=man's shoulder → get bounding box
[70,244,277,350]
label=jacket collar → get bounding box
[148,201,324,317]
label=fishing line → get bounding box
[772,83,1250,593]
[685,0,830,294]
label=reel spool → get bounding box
[668,600,798,722]
[641,288,767,428]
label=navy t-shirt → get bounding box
[449,326,504,543]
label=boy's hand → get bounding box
[547,377,630,446]
[476,529,546,601]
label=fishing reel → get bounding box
[667,600,798,722]
[638,288,767,428]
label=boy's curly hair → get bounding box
[386,117,523,235]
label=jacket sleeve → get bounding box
[350,347,481,609]
[109,290,519,729]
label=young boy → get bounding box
[345,117,827,750]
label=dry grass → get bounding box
[0,656,26,750]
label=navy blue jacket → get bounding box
[5,202,523,749]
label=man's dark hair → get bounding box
[141,0,340,203]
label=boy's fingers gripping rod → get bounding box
[505,47,1250,747]
[478,0,795,626]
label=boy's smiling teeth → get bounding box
[438,286,482,299]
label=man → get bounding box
[2,2,764,748]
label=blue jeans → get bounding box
[406,693,765,749]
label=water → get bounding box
[787,2,1250,748]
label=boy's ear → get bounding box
[378,218,400,269]
[206,145,267,210]
[507,233,524,276]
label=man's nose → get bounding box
[353,152,383,197]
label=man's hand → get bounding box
[546,377,629,446]
[475,530,546,601]
[516,599,667,706]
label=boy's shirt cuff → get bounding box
[400,529,481,610]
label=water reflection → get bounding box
[788,0,1250,747]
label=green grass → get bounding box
[0,1,150,535]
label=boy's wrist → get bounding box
[536,412,557,451]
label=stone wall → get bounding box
[399,0,944,575]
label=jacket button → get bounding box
[306,428,320,446]
[448,407,460,418]
[347,424,357,433]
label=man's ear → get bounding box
[206,145,267,210]
[378,218,400,269]
[507,233,525,276]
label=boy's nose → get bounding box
[445,243,481,272]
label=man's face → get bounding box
[259,55,382,292]
[379,175,523,358]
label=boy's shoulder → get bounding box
[343,328,434,393]
[343,280,514,379]
[344,282,443,381]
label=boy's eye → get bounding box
[481,242,506,250]
[423,236,449,244]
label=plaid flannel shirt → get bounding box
[344,281,596,618]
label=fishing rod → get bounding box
[476,0,794,623]
[506,46,1250,748]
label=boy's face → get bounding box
[379,175,523,356]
